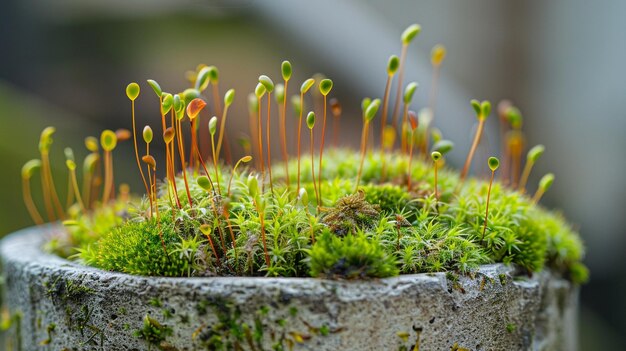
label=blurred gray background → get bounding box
[1,0,624,348]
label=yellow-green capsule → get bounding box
[197,176,212,191]
[431,45,446,66]
[126,82,140,101]
[431,151,442,162]
[306,111,316,129]
[100,130,117,152]
[161,93,174,114]
[401,24,421,45]
[319,79,333,96]
[403,82,418,104]
[255,83,266,98]
[195,66,211,91]
[39,126,56,153]
[66,159,76,171]
[488,157,500,171]
[224,89,235,106]
[387,55,399,76]
[360,99,371,117]
[282,60,292,81]
[143,126,153,144]
[539,173,555,191]
[209,116,218,136]
[208,66,219,83]
[146,79,162,97]
[259,75,275,93]
[85,136,99,152]
[527,145,545,163]
[364,99,381,122]
[21,159,42,179]
[300,78,315,94]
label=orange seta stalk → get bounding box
[280,82,290,189]
[317,83,331,205]
[265,92,274,194]
[482,157,499,242]
[129,99,151,203]
[297,92,304,191]
[391,44,408,131]
[175,118,193,208]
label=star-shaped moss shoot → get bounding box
[321,190,381,237]
[482,157,500,241]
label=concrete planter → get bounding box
[1,225,578,350]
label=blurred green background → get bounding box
[1,1,624,348]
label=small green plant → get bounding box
[309,230,399,279]
[20,24,586,285]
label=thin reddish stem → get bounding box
[460,120,485,182]
[296,93,304,191]
[317,96,327,204]
[266,93,274,194]
[481,170,495,241]
[391,44,408,131]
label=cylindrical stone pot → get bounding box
[1,225,578,350]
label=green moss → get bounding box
[309,230,399,279]
[506,323,516,333]
[31,39,586,283]
[134,314,172,346]
[37,148,585,282]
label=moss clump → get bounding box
[78,217,191,277]
[24,24,587,283]
[134,314,172,346]
[321,190,380,237]
[309,230,399,279]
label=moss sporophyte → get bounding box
[21,24,587,284]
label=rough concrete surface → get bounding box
[0,225,578,350]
